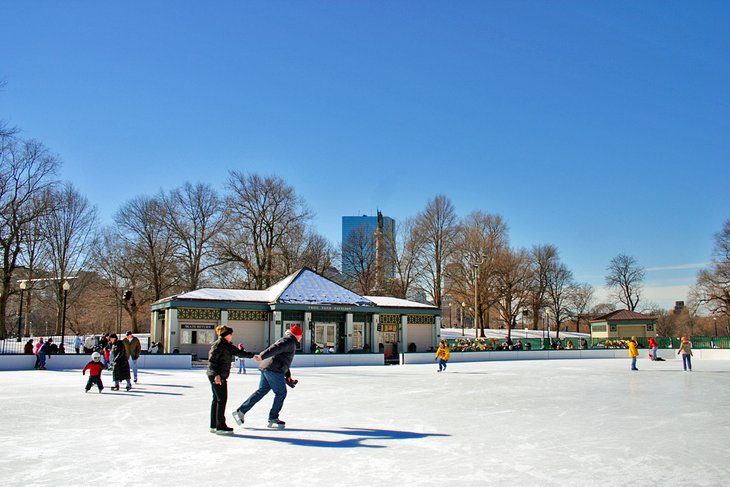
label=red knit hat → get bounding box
[289,325,303,337]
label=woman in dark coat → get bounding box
[109,334,132,391]
[207,325,255,434]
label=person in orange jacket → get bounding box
[628,336,639,371]
[435,339,451,372]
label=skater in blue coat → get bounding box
[232,325,302,430]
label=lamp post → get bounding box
[473,263,480,338]
[545,308,551,348]
[449,303,453,329]
[60,281,70,353]
[714,317,718,337]
[17,281,27,342]
[461,302,465,336]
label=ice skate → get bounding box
[126,383,132,391]
[232,410,245,426]
[216,426,234,435]
[267,419,286,429]
[111,385,119,391]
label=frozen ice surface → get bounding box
[2,358,729,487]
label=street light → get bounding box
[448,303,453,329]
[474,263,480,338]
[545,308,551,349]
[17,281,27,342]
[461,302,465,337]
[60,281,70,353]
[714,317,718,337]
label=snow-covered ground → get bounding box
[2,358,729,487]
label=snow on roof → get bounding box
[175,288,271,302]
[364,296,437,309]
[278,268,374,306]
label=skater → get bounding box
[74,334,83,354]
[677,336,693,371]
[628,336,639,371]
[124,331,142,383]
[435,339,450,372]
[38,338,53,370]
[648,337,659,361]
[23,339,34,355]
[82,352,105,393]
[207,326,255,435]
[232,325,303,430]
[109,334,132,391]
[237,347,247,374]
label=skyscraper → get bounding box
[341,212,395,282]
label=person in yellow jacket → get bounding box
[628,336,639,371]
[435,339,451,372]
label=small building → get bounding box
[150,268,440,360]
[590,309,657,342]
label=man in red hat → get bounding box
[232,325,303,429]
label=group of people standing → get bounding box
[79,331,142,392]
[206,324,303,435]
[627,336,694,371]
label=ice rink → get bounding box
[2,357,729,487]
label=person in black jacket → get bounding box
[109,334,132,391]
[232,325,302,429]
[207,325,255,435]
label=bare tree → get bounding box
[0,137,58,338]
[91,227,150,333]
[385,217,426,299]
[220,172,312,289]
[445,211,508,337]
[41,183,98,333]
[527,244,558,330]
[416,195,458,307]
[116,195,178,302]
[546,259,575,339]
[493,247,532,340]
[605,253,644,311]
[692,220,730,319]
[567,282,594,333]
[341,225,377,295]
[162,182,226,291]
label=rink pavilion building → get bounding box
[150,268,441,359]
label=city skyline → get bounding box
[1,2,728,310]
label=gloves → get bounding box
[286,378,298,388]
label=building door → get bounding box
[314,323,336,352]
[382,331,399,363]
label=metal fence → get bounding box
[0,334,151,354]
[445,336,730,352]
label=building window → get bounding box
[609,325,617,332]
[352,323,364,350]
[180,329,216,345]
[647,324,654,332]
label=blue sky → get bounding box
[2,1,729,309]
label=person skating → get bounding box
[207,326,255,435]
[124,331,142,383]
[435,339,450,372]
[678,336,693,371]
[232,325,303,430]
[83,352,105,393]
[109,334,132,391]
[38,338,52,370]
[628,336,639,371]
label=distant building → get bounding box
[590,309,657,342]
[673,301,685,315]
[341,212,395,280]
[150,267,440,359]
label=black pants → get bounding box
[208,375,229,429]
[86,375,104,391]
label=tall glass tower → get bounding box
[341,213,395,279]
